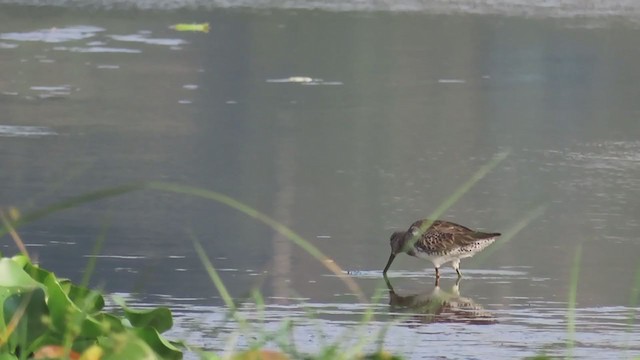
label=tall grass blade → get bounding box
[0,183,145,239]
[80,214,111,288]
[192,239,236,312]
[405,150,510,250]
[0,209,29,259]
[566,244,582,358]
[148,181,366,301]
[628,263,640,325]
[625,262,640,353]
[471,204,546,264]
[429,150,510,221]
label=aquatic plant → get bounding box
[0,254,180,359]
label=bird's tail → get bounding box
[476,232,501,239]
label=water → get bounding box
[1,2,640,358]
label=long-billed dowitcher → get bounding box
[382,219,500,278]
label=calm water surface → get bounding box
[1,4,639,359]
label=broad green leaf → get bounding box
[0,254,184,359]
[124,307,173,334]
[93,313,125,333]
[99,332,160,360]
[43,274,104,338]
[9,255,28,269]
[56,279,105,314]
[132,327,182,360]
[0,258,41,288]
[22,261,51,284]
[66,283,105,315]
[2,287,49,353]
[114,297,173,334]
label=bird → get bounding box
[382,219,500,278]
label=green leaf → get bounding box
[65,283,105,315]
[9,255,28,269]
[43,273,104,338]
[132,327,182,360]
[114,297,173,334]
[22,261,52,284]
[93,313,126,333]
[99,332,161,360]
[125,307,173,333]
[0,258,41,288]
[1,287,49,353]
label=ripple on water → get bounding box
[0,25,104,43]
[107,290,640,360]
[344,267,529,279]
[109,34,187,47]
[0,125,57,137]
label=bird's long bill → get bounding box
[383,253,396,274]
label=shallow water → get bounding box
[1,2,640,358]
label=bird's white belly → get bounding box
[415,252,469,268]
[414,240,495,268]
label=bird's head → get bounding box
[383,231,407,274]
[389,231,406,255]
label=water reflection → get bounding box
[384,276,495,325]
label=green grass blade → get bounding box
[428,150,510,221]
[0,183,145,239]
[80,214,111,288]
[404,150,510,250]
[148,181,366,301]
[192,239,235,311]
[566,244,582,357]
[628,263,640,324]
[471,204,547,264]
[625,263,640,352]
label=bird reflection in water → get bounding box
[383,275,496,325]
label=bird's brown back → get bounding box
[408,219,500,254]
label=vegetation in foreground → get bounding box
[0,151,592,359]
[0,250,408,360]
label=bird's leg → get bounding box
[435,267,440,279]
[451,259,462,278]
[434,276,440,287]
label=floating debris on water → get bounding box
[170,23,210,33]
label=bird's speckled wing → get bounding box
[408,219,499,253]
